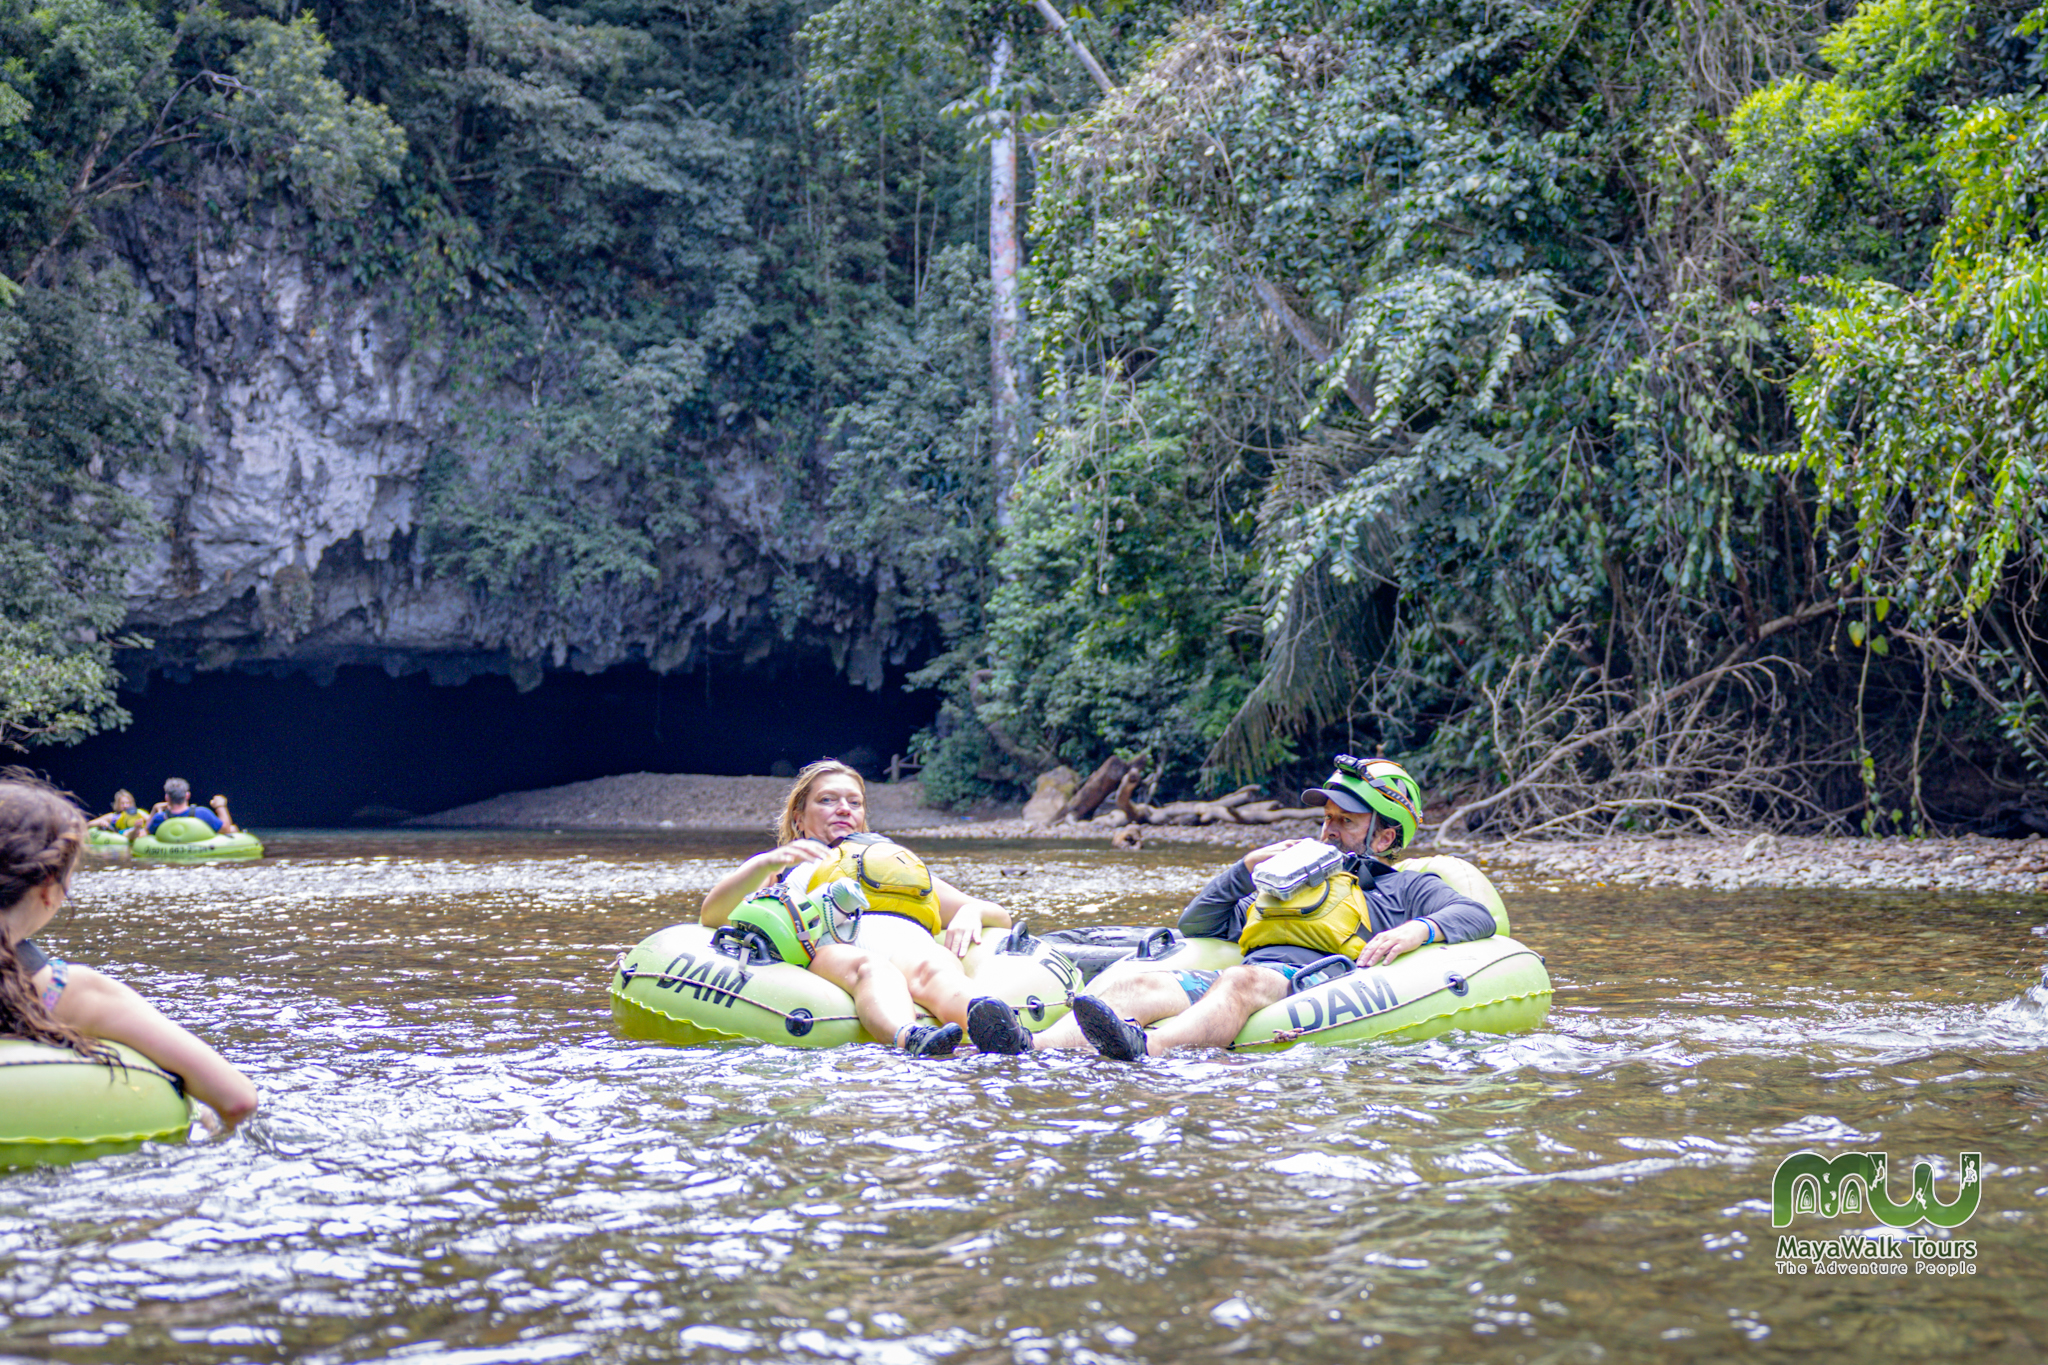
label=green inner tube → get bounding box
[130,816,264,861]
[1230,934,1553,1049]
[1087,932,1553,1050]
[611,921,1079,1048]
[1400,853,1511,935]
[1084,854,1551,1049]
[0,1039,192,1168]
[614,857,1547,1051]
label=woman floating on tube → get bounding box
[700,760,1011,1055]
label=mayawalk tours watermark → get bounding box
[1771,1150,1982,1277]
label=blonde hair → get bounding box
[777,760,867,845]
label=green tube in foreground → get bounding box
[0,1040,193,1169]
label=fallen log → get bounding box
[1232,800,1325,825]
[1144,785,1267,826]
[1111,781,1318,827]
[1058,755,1130,823]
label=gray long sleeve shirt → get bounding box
[1177,853,1496,966]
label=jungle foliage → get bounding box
[0,276,172,751]
[1728,0,2048,790]
[980,0,2048,832]
[322,0,1044,678]
[0,0,401,748]
[3,0,2044,832]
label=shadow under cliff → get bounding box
[36,660,937,827]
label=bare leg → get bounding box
[1033,971,1190,1050]
[810,944,916,1042]
[1130,964,1289,1057]
[895,939,978,1027]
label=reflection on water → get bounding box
[2,830,2045,1363]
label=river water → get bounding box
[4,830,2046,1364]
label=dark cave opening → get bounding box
[36,658,939,828]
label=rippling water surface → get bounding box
[5,830,2047,1363]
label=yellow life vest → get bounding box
[1238,871,1372,960]
[811,834,943,935]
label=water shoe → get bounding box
[1072,995,1148,1061]
[898,1022,963,1057]
[966,997,1033,1055]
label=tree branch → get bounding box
[1247,275,1372,416]
[1438,600,1856,841]
[1031,1,1115,97]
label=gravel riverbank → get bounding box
[413,772,2048,896]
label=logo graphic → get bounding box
[1771,1150,1981,1228]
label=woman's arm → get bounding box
[931,875,1011,958]
[700,840,832,927]
[44,965,259,1125]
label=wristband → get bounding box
[40,957,69,1013]
[1421,919,1437,945]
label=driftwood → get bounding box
[1232,800,1326,824]
[1144,784,1263,826]
[1113,761,1153,824]
[1058,755,1130,823]
[1112,773,1323,828]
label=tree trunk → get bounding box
[1057,755,1130,821]
[1145,785,1265,825]
[988,33,1024,527]
[1233,800,1326,824]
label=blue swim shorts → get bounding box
[1178,961,1299,1001]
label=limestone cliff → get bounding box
[101,183,924,692]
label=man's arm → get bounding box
[1377,869,1497,942]
[1177,860,1255,940]
[1350,868,1497,966]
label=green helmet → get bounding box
[1301,754,1422,849]
[727,877,866,967]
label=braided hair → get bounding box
[0,770,109,1059]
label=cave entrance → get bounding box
[38,659,938,827]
